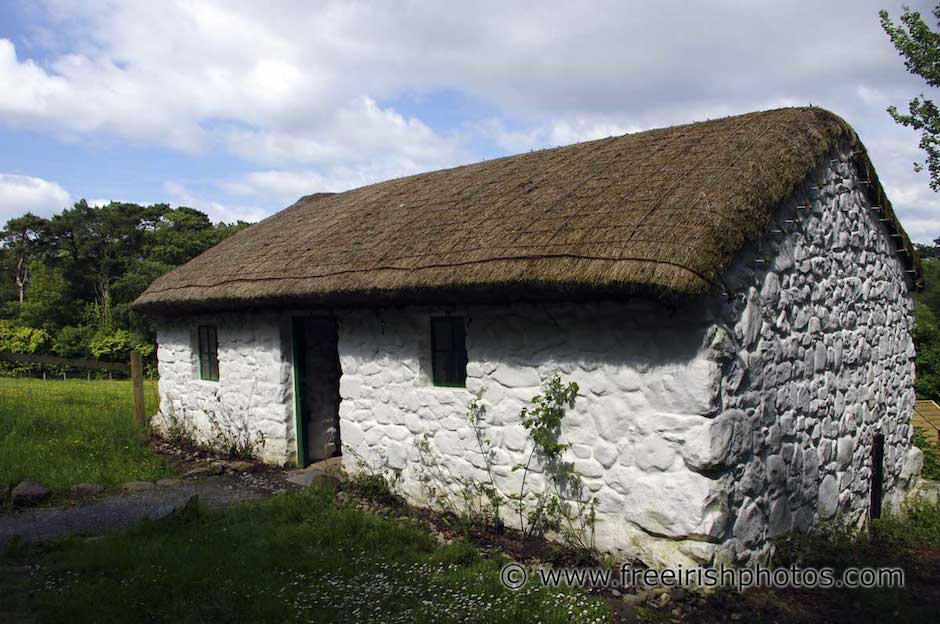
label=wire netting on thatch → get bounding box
[133,107,920,315]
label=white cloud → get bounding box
[224,96,460,169]
[8,1,923,153]
[162,180,267,223]
[476,117,646,153]
[222,162,429,204]
[0,173,70,221]
[1,0,939,238]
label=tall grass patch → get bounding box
[0,378,171,490]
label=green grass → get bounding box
[0,486,609,624]
[0,377,172,490]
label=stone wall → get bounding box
[153,314,294,464]
[337,302,731,568]
[705,146,919,564]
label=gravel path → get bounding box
[0,471,299,550]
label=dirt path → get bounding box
[0,471,300,550]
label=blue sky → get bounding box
[1,0,940,241]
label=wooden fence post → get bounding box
[130,350,146,429]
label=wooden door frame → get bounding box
[291,316,308,467]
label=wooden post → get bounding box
[130,350,146,429]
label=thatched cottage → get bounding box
[134,107,924,568]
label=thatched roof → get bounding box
[134,107,921,315]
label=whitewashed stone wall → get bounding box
[704,147,919,565]
[338,303,731,568]
[153,314,294,464]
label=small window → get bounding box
[198,325,219,381]
[430,317,468,387]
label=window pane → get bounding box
[198,326,207,354]
[208,327,218,356]
[431,318,450,353]
[432,352,449,384]
[198,325,219,381]
[452,320,467,385]
[430,317,467,386]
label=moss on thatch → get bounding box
[133,107,920,314]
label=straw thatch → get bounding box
[133,107,921,315]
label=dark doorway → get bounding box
[870,433,885,520]
[292,317,341,467]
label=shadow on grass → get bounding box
[1,484,608,624]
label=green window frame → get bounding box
[198,325,219,381]
[430,317,468,387]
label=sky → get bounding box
[1,0,940,242]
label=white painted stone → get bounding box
[593,440,619,468]
[634,436,676,471]
[622,470,725,539]
[491,365,541,389]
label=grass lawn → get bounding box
[0,377,172,491]
[0,486,609,624]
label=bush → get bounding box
[88,328,154,361]
[0,320,50,376]
[54,325,94,359]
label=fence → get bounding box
[0,351,148,427]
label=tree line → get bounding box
[913,243,940,402]
[0,201,248,372]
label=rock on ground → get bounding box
[285,468,340,488]
[221,461,258,474]
[184,465,223,478]
[71,483,105,497]
[11,480,50,507]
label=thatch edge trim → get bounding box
[135,254,719,297]
[849,142,923,290]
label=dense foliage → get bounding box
[914,256,940,400]
[913,251,940,473]
[881,3,940,190]
[0,201,248,372]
